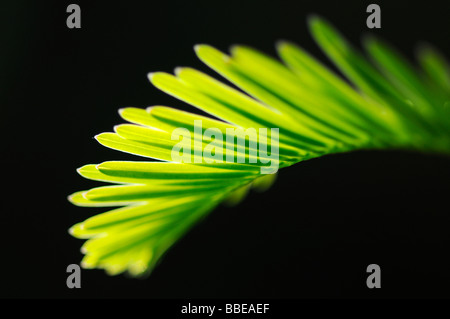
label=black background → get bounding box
[1,0,450,299]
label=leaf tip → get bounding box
[174,66,185,76]
[147,72,156,82]
[94,133,112,143]
[118,108,126,117]
[193,43,208,54]
[68,223,85,237]
[275,39,295,53]
[306,13,322,28]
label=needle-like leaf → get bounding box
[69,16,450,277]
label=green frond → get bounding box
[69,16,450,277]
